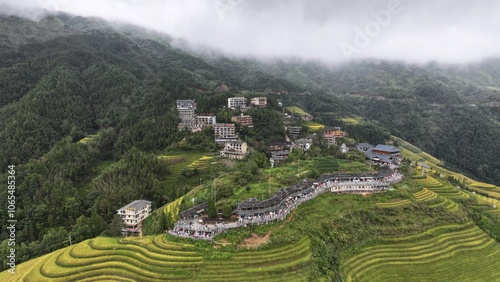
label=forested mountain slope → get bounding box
[241,59,500,185]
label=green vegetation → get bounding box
[340,116,362,125]
[304,121,325,131]
[286,106,311,116]
[78,135,99,144]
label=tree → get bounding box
[207,200,217,219]
[143,210,168,235]
[222,205,233,218]
[104,215,123,237]
[70,215,93,243]
[39,227,69,253]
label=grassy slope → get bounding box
[340,116,362,125]
[286,106,311,116]
[304,121,325,131]
[158,152,208,187]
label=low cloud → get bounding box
[2,0,500,63]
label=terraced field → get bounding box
[412,188,438,202]
[375,199,411,208]
[158,152,210,183]
[398,138,500,200]
[0,235,311,281]
[470,183,500,200]
[303,121,324,131]
[343,223,500,282]
[196,236,312,281]
[411,176,470,212]
[475,194,500,218]
[286,106,310,116]
[411,187,463,212]
[187,155,214,169]
[164,196,184,221]
[376,185,460,211]
[414,176,470,200]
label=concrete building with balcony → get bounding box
[287,126,302,139]
[117,200,152,236]
[194,114,216,131]
[214,123,238,145]
[220,140,249,160]
[231,114,253,128]
[250,97,267,107]
[323,127,346,147]
[176,100,196,130]
[228,97,247,110]
[214,123,237,139]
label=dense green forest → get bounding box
[0,13,499,271]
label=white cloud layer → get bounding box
[1,0,500,63]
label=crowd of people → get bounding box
[168,170,403,241]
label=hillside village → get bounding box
[3,9,500,282]
[118,95,405,237]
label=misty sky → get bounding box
[2,0,500,63]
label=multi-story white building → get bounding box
[194,114,216,131]
[228,97,247,110]
[250,97,267,107]
[214,123,237,139]
[117,200,152,236]
[220,140,248,160]
[176,100,196,130]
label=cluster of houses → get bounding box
[264,126,347,167]
[116,98,404,237]
[177,97,269,160]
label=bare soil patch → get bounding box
[238,209,297,249]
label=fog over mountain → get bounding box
[1,0,500,63]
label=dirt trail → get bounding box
[239,209,297,249]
